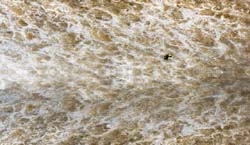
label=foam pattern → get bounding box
[0,0,250,144]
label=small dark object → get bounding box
[164,54,172,60]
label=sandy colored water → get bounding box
[0,0,250,144]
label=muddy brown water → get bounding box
[0,0,250,144]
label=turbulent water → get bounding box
[0,0,250,144]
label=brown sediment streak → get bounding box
[0,0,249,144]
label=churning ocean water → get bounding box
[0,0,250,144]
